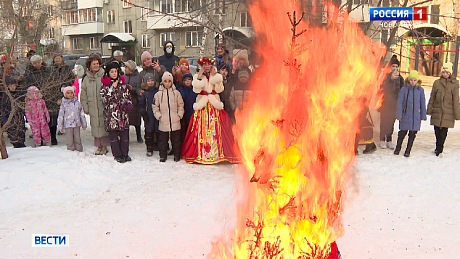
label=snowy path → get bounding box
[1,92,460,258]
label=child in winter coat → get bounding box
[177,73,198,141]
[394,70,427,157]
[100,62,133,163]
[25,86,51,147]
[139,73,159,156]
[229,67,252,119]
[57,86,87,152]
[153,72,184,162]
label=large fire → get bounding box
[211,0,386,258]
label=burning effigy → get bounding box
[210,0,386,258]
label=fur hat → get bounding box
[408,70,419,80]
[61,86,76,94]
[442,62,453,74]
[179,58,189,66]
[30,55,42,63]
[233,49,249,66]
[390,55,400,66]
[162,71,173,82]
[125,60,137,71]
[113,50,123,57]
[141,51,153,62]
[144,73,155,83]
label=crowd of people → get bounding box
[1,45,459,164]
[0,42,252,164]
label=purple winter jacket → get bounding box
[57,97,87,132]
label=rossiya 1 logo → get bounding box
[370,7,427,21]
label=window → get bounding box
[430,5,439,24]
[142,34,150,48]
[175,0,191,12]
[90,37,99,49]
[49,28,55,38]
[240,12,251,27]
[72,37,83,50]
[71,11,78,23]
[123,20,132,33]
[141,7,148,20]
[215,0,225,14]
[107,10,115,23]
[48,6,53,17]
[123,0,132,7]
[160,32,176,47]
[162,0,173,13]
[186,31,203,47]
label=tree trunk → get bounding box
[0,130,8,159]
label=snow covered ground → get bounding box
[1,90,459,258]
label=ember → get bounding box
[210,0,385,258]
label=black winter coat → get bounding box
[139,86,159,133]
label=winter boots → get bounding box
[95,146,108,155]
[362,143,377,154]
[145,132,154,156]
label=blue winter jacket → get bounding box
[139,86,159,132]
[176,82,198,128]
[396,83,427,131]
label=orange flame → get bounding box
[210,0,386,258]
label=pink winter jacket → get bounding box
[25,90,50,127]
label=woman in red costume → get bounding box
[181,57,239,164]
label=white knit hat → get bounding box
[113,50,123,57]
[162,72,173,82]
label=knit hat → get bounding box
[179,58,189,66]
[442,62,453,74]
[182,73,193,82]
[30,55,42,63]
[390,55,400,66]
[144,73,155,83]
[61,86,76,94]
[141,51,153,62]
[238,69,250,78]
[162,71,173,82]
[105,62,120,78]
[125,60,137,71]
[113,50,123,57]
[408,70,419,80]
[74,65,85,78]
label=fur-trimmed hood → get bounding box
[101,75,126,85]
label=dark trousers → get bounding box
[434,126,448,153]
[145,131,154,152]
[158,130,181,159]
[380,108,396,142]
[2,113,26,144]
[109,129,129,157]
[395,130,417,153]
[49,125,57,141]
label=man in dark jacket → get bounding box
[378,55,404,150]
[158,41,180,73]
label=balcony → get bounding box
[62,22,104,36]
